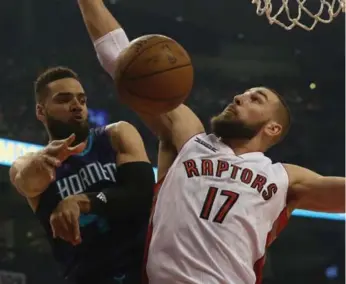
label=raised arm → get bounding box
[9,135,85,198]
[285,164,345,213]
[77,0,205,172]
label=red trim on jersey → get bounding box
[141,176,166,284]
[253,206,290,284]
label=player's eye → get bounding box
[251,96,260,103]
[56,96,71,103]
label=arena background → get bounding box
[0,0,344,283]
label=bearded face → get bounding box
[36,77,90,145]
[45,112,90,145]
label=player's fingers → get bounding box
[54,226,70,243]
[63,133,76,147]
[71,214,81,244]
[56,213,70,235]
[51,222,57,239]
[45,134,75,155]
[63,213,77,244]
[55,221,72,243]
[45,144,64,157]
[50,216,62,239]
[67,141,86,155]
[63,211,81,245]
[43,155,61,168]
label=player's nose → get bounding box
[70,98,83,112]
[233,95,242,106]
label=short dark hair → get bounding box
[34,67,79,103]
[267,87,292,142]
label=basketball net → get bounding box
[251,0,345,30]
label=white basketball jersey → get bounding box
[146,133,290,284]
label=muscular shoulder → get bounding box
[105,121,149,165]
[106,121,137,140]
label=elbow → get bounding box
[131,169,155,220]
[137,173,155,214]
[9,169,43,198]
[16,176,41,198]
[9,165,18,186]
[94,29,130,78]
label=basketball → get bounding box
[114,35,194,115]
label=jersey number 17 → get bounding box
[200,187,239,224]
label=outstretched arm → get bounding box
[10,135,85,198]
[77,0,205,179]
[78,0,121,42]
[285,164,345,213]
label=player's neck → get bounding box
[47,133,88,146]
[221,138,266,155]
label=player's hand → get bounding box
[43,134,86,167]
[50,196,82,246]
[33,133,86,181]
[15,134,86,194]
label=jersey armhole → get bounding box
[276,163,290,208]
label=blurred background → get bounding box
[0,0,344,283]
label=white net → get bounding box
[251,0,345,30]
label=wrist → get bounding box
[66,194,91,213]
[85,192,109,216]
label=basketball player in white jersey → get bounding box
[77,1,345,283]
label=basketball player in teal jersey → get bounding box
[10,67,155,284]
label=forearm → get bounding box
[298,176,346,213]
[138,105,204,151]
[137,112,175,143]
[74,162,155,219]
[78,0,121,41]
[314,177,345,213]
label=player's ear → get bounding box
[264,121,282,138]
[36,103,46,122]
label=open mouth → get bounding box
[225,105,237,115]
[72,114,83,121]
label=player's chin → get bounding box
[69,117,87,125]
[211,113,236,125]
[210,118,230,136]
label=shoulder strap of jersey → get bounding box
[274,162,290,200]
[179,132,207,156]
[85,126,114,156]
[91,126,107,137]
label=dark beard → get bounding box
[46,114,90,145]
[211,116,263,140]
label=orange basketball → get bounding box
[114,35,194,115]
